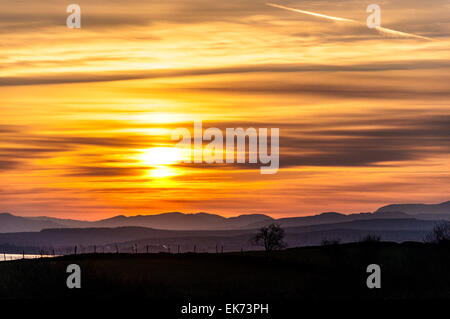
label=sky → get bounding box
[1,0,449,220]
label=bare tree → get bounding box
[425,221,450,244]
[253,223,287,254]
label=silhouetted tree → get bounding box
[253,223,287,254]
[425,222,450,244]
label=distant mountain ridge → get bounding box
[376,201,450,215]
[96,212,273,230]
[0,200,449,233]
[245,210,416,229]
[0,212,274,233]
[0,213,64,233]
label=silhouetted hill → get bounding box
[376,200,450,215]
[0,212,273,233]
[1,199,448,233]
[247,210,416,228]
[1,242,449,300]
[0,213,64,233]
[0,218,441,254]
[29,216,92,228]
[0,226,252,250]
[288,218,437,233]
[95,212,273,230]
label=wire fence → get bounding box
[0,244,250,261]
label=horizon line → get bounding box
[2,199,449,222]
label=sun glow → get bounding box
[139,147,183,166]
[150,165,178,178]
[138,147,184,179]
[1,0,448,219]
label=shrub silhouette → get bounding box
[425,221,450,245]
[359,234,381,243]
[321,238,341,246]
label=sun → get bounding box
[139,147,183,166]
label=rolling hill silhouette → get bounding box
[0,217,442,254]
[376,201,450,216]
[1,200,449,233]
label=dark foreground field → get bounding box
[0,242,449,300]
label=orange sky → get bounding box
[1,0,449,220]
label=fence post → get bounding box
[146,245,149,254]
[178,244,180,254]
[74,245,77,255]
[221,245,224,253]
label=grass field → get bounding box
[0,242,449,300]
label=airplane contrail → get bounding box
[267,3,431,40]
